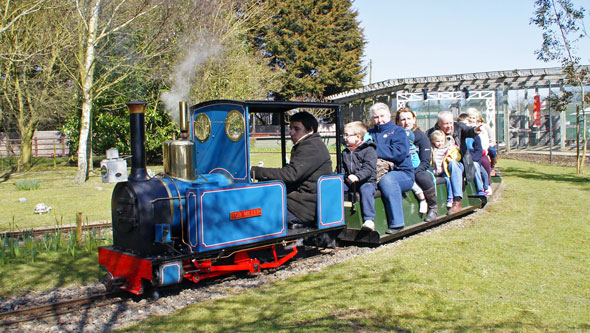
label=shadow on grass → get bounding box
[0,168,15,183]
[502,166,590,190]
[122,264,590,332]
[0,252,107,330]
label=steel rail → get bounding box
[0,291,124,326]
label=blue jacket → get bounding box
[368,121,414,174]
[465,136,483,163]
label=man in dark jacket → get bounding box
[341,121,378,231]
[251,111,332,227]
[426,111,481,214]
[368,103,415,234]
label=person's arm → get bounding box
[457,121,479,138]
[252,137,329,184]
[414,130,432,173]
[353,147,377,183]
[375,127,409,165]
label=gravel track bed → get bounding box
[2,185,504,332]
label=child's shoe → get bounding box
[446,198,453,208]
[486,187,493,195]
[419,200,427,214]
[362,220,375,231]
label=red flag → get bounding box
[533,95,541,127]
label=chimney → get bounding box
[127,101,148,181]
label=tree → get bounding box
[248,0,365,100]
[69,0,175,184]
[63,1,283,167]
[188,2,284,103]
[0,0,47,34]
[531,0,590,173]
[0,0,74,170]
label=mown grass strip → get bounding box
[122,159,590,331]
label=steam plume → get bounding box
[162,35,222,123]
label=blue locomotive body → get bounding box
[99,100,345,294]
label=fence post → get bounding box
[34,137,38,157]
[503,84,510,152]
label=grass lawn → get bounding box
[0,162,165,231]
[1,166,115,231]
[0,251,106,296]
[123,159,590,331]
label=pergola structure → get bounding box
[326,66,590,151]
[326,66,584,103]
[396,90,497,132]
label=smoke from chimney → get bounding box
[161,35,222,123]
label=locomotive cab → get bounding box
[184,100,346,251]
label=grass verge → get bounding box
[0,164,164,231]
[122,159,590,331]
[0,229,111,297]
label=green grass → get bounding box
[0,167,116,231]
[122,159,590,332]
[0,162,165,231]
[14,178,40,191]
[0,250,107,296]
[0,228,112,296]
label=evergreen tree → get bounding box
[249,0,366,100]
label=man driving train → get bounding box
[251,111,332,228]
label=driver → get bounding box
[251,111,332,228]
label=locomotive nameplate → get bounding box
[230,208,262,220]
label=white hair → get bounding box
[369,102,390,115]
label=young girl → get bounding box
[430,130,461,209]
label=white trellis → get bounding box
[396,91,496,133]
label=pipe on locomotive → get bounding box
[179,101,189,138]
[127,101,148,181]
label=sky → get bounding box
[352,0,590,85]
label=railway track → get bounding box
[0,291,124,326]
[0,221,111,239]
[0,245,333,328]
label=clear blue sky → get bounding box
[353,0,590,85]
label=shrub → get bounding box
[15,179,40,191]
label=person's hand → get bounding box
[347,174,359,183]
[475,124,483,133]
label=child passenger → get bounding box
[430,130,461,210]
[341,121,378,231]
[458,114,490,196]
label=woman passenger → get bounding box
[395,107,438,222]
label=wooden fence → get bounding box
[0,131,69,157]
